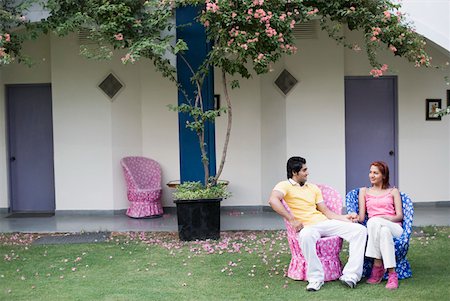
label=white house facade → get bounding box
[1,1,449,213]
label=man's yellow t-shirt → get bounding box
[273,180,328,226]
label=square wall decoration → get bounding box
[98,73,124,100]
[274,69,298,96]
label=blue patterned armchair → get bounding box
[345,188,414,279]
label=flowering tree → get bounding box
[4,0,443,186]
[0,0,34,65]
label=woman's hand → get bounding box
[379,215,393,221]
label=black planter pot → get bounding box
[174,198,222,241]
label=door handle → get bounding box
[10,157,16,162]
[389,150,394,156]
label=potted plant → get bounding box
[172,181,230,240]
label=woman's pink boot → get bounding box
[366,264,385,284]
[385,271,399,290]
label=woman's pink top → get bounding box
[365,189,402,225]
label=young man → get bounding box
[269,156,367,291]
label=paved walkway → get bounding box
[1,204,448,233]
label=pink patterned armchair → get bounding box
[282,183,343,281]
[120,156,163,218]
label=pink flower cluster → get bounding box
[307,8,319,15]
[280,44,297,54]
[114,33,123,41]
[415,54,430,67]
[0,34,11,42]
[206,0,220,13]
[369,64,388,77]
[121,53,135,63]
[370,27,382,42]
[265,26,277,37]
[254,53,265,62]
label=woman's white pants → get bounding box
[365,216,403,269]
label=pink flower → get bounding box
[350,6,355,11]
[383,11,391,19]
[114,33,123,41]
[203,20,210,27]
[372,27,381,36]
[290,20,296,29]
[389,45,397,52]
[257,53,264,60]
[370,36,378,42]
[121,53,135,63]
[231,12,237,19]
[279,13,286,21]
[369,68,384,77]
[5,33,11,42]
[206,2,219,13]
[307,8,319,15]
[265,27,277,37]
[380,64,388,72]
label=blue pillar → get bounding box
[176,6,216,184]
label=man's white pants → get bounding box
[298,220,367,283]
[365,216,403,269]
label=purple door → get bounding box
[6,84,55,212]
[345,76,397,191]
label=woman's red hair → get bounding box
[370,161,390,189]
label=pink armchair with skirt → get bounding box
[121,156,163,218]
[282,183,343,281]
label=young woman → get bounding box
[358,161,403,290]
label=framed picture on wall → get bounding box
[426,99,441,121]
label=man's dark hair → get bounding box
[287,156,306,179]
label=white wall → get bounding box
[284,30,347,197]
[140,61,179,207]
[110,59,143,210]
[214,70,263,206]
[344,29,450,202]
[260,60,287,205]
[51,34,114,210]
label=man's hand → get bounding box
[289,218,304,232]
[345,212,359,223]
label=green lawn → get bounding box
[1,227,449,301]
